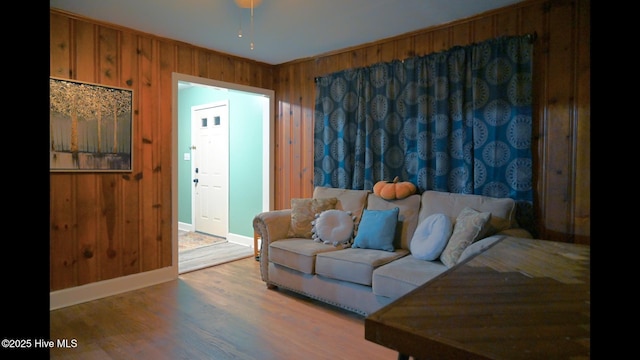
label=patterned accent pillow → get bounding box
[440,207,491,267]
[287,197,338,238]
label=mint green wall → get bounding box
[178,86,263,237]
[228,94,264,236]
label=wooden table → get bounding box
[365,237,590,360]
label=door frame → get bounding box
[171,72,274,276]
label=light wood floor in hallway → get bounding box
[178,230,254,274]
[49,257,398,360]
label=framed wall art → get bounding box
[50,77,133,172]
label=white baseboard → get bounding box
[50,232,254,310]
[50,266,177,310]
[227,233,253,248]
[178,221,194,232]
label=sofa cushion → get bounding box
[409,213,453,261]
[313,187,370,226]
[315,248,409,286]
[287,197,338,238]
[372,255,448,298]
[440,207,491,267]
[269,238,343,274]
[419,191,516,237]
[352,207,399,251]
[366,193,421,250]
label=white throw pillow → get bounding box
[409,213,453,261]
[311,209,356,247]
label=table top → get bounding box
[364,236,590,360]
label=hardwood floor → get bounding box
[49,257,398,359]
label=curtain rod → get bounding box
[314,32,537,83]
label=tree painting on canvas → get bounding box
[50,77,133,172]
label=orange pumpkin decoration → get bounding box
[373,176,417,200]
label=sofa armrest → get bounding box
[457,227,532,265]
[497,227,533,239]
[458,235,505,264]
[253,209,292,283]
[253,209,292,243]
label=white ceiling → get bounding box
[50,0,524,65]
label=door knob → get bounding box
[193,179,198,183]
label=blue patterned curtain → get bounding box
[314,35,534,229]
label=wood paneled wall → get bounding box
[49,10,274,291]
[49,0,589,292]
[274,0,590,245]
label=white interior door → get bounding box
[192,101,229,237]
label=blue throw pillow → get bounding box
[352,207,399,252]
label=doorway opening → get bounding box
[172,73,274,274]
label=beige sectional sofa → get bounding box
[252,187,532,316]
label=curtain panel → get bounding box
[313,35,534,230]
